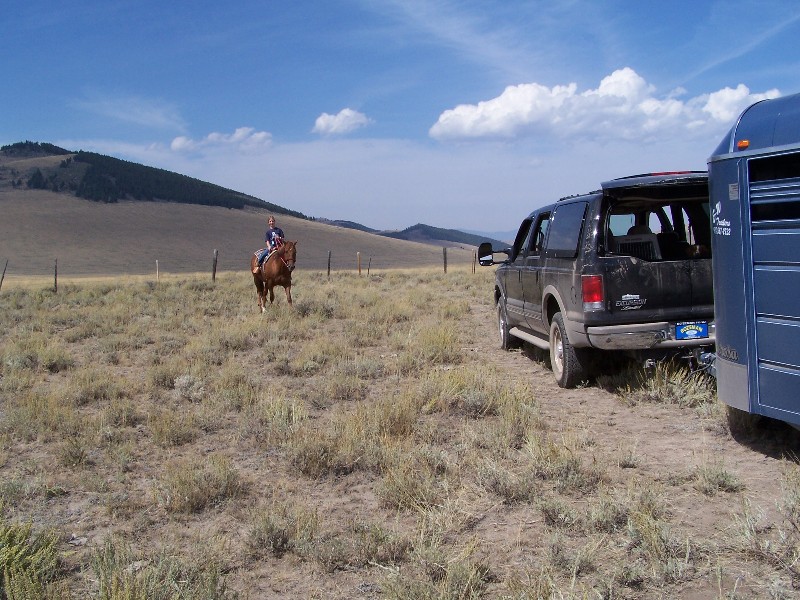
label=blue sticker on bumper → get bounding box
[676,321,709,340]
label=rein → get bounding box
[275,243,295,270]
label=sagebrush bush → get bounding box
[524,432,606,495]
[245,394,308,447]
[155,454,242,513]
[377,443,453,510]
[65,367,128,406]
[477,459,538,505]
[3,390,81,441]
[601,362,716,408]
[90,537,230,599]
[247,500,320,558]
[148,406,200,447]
[0,513,61,599]
[694,459,744,496]
[382,538,492,600]
[586,489,630,534]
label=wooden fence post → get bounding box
[442,247,447,274]
[156,260,159,282]
[472,251,477,274]
[357,252,362,276]
[212,249,218,282]
[327,250,331,279]
[54,258,58,293]
[0,259,7,293]
[367,257,372,275]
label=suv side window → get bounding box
[528,213,551,256]
[511,218,534,261]
[544,202,588,259]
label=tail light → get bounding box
[582,275,604,311]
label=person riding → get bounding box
[254,215,285,272]
[265,215,285,253]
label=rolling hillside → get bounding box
[0,190,478,279]
[0,142,482,281]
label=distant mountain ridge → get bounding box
[319,219,507,249]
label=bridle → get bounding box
[276,242,296,272]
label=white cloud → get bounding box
[169,127,272,153]
[429,68,781,142]
[700,84,778,122]
[312,108,372,136]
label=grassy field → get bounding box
[0,190,478,280]
[1,268,800,599]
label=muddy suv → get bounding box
[478,172,714,388]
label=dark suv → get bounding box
[479,172,714,388]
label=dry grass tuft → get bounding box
[599,361,716,408]
[155,454,243,513]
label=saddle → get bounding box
[253,238,283,275]
[252,242,282,274]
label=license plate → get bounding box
[675,321,709,340]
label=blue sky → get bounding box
[2,1,798,233]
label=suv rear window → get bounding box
[606,199,711,261]
[544,202,588,259]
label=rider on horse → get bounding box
[253,215,285,273]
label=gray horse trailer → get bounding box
[708,92,800,425]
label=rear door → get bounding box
[537,201,589,328]
[602,196,714,327]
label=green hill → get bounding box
[0,141,306,218]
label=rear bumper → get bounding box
[585,321,716,351]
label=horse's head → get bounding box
[282,241,297,272]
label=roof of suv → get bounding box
[601,171,707,190]
[555,171,708,204]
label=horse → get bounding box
[250,240,297,312]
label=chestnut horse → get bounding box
[250,241,297,312]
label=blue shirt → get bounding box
[265,226,285,249]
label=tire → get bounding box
[497,297,520,350]
[549,312,589,388]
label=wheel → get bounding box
[549,312,589,388]
[497,297,520,350]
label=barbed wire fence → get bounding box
[0,248,481,292]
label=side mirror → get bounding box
[478,242,506,266]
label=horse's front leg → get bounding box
[254,280,265,313]
[285,284,293,306]
[268,285,275,305]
